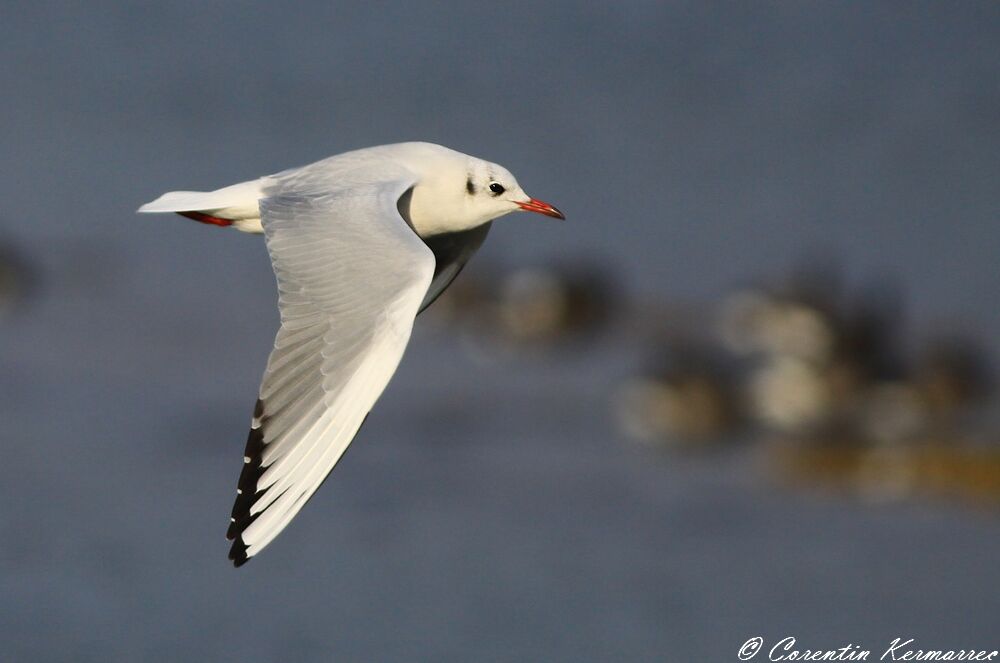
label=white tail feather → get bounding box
[137,179,266,233]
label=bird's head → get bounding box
[401,143,564,237]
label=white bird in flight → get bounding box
[138,142,564,566]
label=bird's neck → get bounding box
[403,180,488,239]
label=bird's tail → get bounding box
[137,179,265,234]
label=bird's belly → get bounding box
[232,218,264,234]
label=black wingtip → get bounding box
[229,404,267,526]
[226,399,267,567]
[229,537,250,567]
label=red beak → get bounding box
[516,197,565,220]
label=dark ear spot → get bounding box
[396,186,415,230]
[466,177,475,195]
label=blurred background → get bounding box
[2,2,999,661]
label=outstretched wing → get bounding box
[227,181,434,566]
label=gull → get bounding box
[138,142,564,566]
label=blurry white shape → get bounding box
[769,304,835,362]
[718,290,834,362]
[749,357,831,432]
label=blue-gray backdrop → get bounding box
[1,3,999,661]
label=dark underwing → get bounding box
[396,186,491,313]
[417,222,491,313]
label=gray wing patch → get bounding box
[418,222,492,313]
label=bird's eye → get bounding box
[488,182,505,195]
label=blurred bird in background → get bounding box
[425,257,1000,504]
